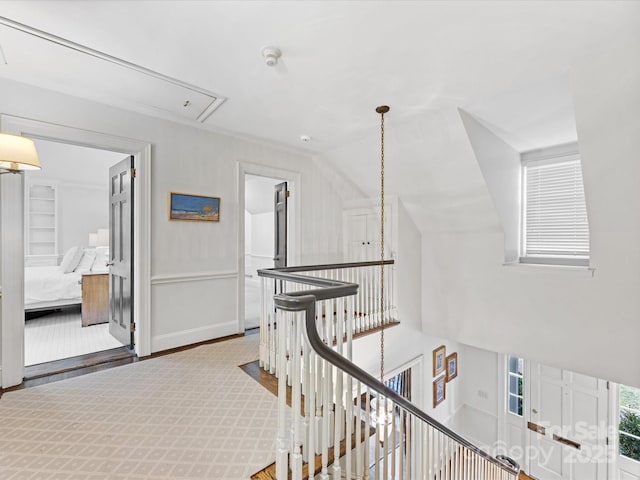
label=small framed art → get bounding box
[433,375,446,408]
[433,345,446,377]
[169,192,220,222]
[446,352,458,382]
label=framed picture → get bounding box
[433,345,446,377]
[169,192,220,222]
[433,375,446,408]
[446,352,458,382]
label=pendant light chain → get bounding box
[377,105,389,384]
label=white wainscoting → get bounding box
[150,271,239,352]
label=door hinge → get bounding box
[130,167,136,179]
[130,322,136,333]
[606,436,609,446]
[286,190,290,198]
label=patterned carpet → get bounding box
[0,334,278,479]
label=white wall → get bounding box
[459,110,521,262]
[57,184,108,253]
[251,212,274,258]
[0,76,358,359]
[418,29,640,388]
[453,345,501,450]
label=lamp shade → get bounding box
[0,133,41,171]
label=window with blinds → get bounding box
[521,147,589,266]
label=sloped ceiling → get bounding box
[0,1,638,233]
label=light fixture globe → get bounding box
[0,133,41,173]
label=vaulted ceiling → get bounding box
[1,1,637,236]
[0,1,636,154]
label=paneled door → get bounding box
[528,363,609,480]
[273,181,287,268]
[108,156,134,347]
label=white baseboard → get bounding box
[150,321,239,353]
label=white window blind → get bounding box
[522,156,589,263]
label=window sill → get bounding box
[502,261,595,277]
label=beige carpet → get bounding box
[0,334,277,479]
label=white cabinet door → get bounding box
[344,210,391,262]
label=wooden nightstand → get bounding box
[81,273,109,327]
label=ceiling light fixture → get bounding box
[261,46,281,67]
[0,133,41,174]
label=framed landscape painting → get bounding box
[169,192,220,222]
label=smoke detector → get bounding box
[261,46,281,67]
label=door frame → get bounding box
[0,115,152,387]
[237,161,300,332]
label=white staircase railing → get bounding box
[259,260,396,375]
[257,265,518,480]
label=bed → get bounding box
[24,246,109,312]
[24,266,83,311]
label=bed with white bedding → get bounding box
[24,266,82,311]
[24,246,109,312]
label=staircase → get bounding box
[257,261,517,480]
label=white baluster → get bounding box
[308,348,316,468]
[291,312,303,479]
[365,389,372,480]
[332,297,344,480]
[275,309,288,480]
[391,400,396,480]
[355,380,362,480]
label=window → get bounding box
[521,144,589,266]
[619,384,640,462]
[507,356,524,416]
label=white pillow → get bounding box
[75,249,96,273]
[60,246,84,273]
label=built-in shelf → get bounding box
[26,182,58,259]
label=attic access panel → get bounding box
[0,21,225,123]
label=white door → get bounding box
[528,363,609,480]
[108,156,134,346]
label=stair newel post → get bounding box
[275,307,288,480]
[259,276,266,369]
[291,311,303,479]
[332,297,344,480]
[268,278,276,374]
[364,386,372,480]
[382,397,389,480]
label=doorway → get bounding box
[23,139,130,367]
[527,362,609,480]
[243,174,285,330]
[0,114,152,389]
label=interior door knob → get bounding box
[532,408,538,414]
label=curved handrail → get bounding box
[258,264,518,477]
